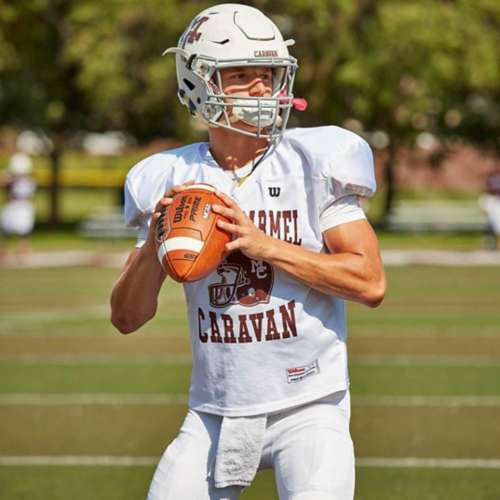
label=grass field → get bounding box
[1,264,500,499]
[2,229,488,254]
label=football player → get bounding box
[480,169,500,250]
[0,152,36,262]
[111,4,386,500]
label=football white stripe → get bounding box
[157,237,203,262]
[183,184,216,192]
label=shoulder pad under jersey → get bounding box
[283,126,376,198]
[124,144,199,228]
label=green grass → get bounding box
[376,230,485,250]
[1,265,500,498]
[1,362,500,396]
[11,228,487,251]
[355,467,500,500]
[32,188,123,223]
[1,467,499,500]
[1,404,498,458]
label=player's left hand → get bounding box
[212,191,274,261]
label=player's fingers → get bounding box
[213,203,247,225]
[149,211,163,238]
[215,191,237,208]
[211,203,236,219]
[154,196,173,212]
[216,219,245,235]
[225,239,240,252]
[164,180,195,198]
[171,180,195,193]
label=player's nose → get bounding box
[249,79,267,96]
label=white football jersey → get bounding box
[125,126,376,416]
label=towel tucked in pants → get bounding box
[147,391,353,500]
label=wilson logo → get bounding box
[268,187,281,197]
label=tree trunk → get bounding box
[48,145,62,227]
[381,143,397,227]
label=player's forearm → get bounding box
[110,242,167,333]
[264,237,385,307]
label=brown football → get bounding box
[156,184,231,282]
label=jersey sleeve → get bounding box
[123,153,176,247]
[325,127,375,202]
[319,195,366,233]
[285,126,376,215]
[124,177,150,247]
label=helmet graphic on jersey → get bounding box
[208,251,274,307]
[163,3,299,142]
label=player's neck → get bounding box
[209,128,269,171]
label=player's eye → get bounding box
[229,72,246,80]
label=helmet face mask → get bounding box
[164,4,298,142]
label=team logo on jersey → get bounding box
[208,251,274,307]
[268,187,281,197]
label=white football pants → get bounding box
[147,391,354,500]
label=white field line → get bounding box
[350,355,500,367]
[0,456,157,466]
[0,354,192,365]
[1,394,500,407]
[3,328,500,339]
[353,395,500,407]
[1,455,500,469]
[2,353,499,367]
[357,457,500,469]
[4,249,500,268]
[381,250,500,266]
[0,305,110,325]
[0,305,186,327]
[352,330,500,338]
[0,394,188,405]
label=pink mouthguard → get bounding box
[279,95,308,111]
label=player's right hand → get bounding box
[145,180,195,250]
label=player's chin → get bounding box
[230,120,272,136]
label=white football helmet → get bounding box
[164,3,299,142]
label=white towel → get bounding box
[214,415,267,488]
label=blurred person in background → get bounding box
[479,169,500,250]
[0,152,36,262]
[111,3,385,499]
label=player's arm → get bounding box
[270,219,386,307]
[110,183,192,333]
[110,239,166,335]
[213,193,386,307]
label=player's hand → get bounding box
[212,191,275,261]
[145,180,195,250]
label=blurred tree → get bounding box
[0,0,203,224]
[0,0,86,225]
[1,0,499,224]
[262,0,499,221]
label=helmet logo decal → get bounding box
[183,16,210,46]
[208,251,274,308]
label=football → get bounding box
[156,184,231,282]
